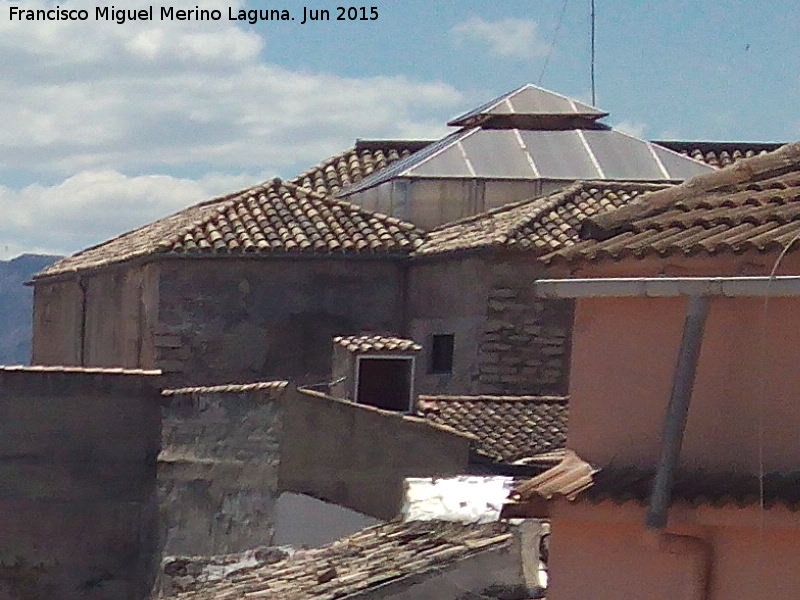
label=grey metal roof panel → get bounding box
[460,129,537,178]
[583,129,667,180]
[447,84,608,127]
[651,143,719,180]
[521,130,602,180]
[338,127,716,196]
[338,129,472,195]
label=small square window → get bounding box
[430,334,454,374]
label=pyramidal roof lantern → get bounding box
[447,83,610,130]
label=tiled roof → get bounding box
[0,365,161,375]
[37,179,424,279]
[414,181,672,257]
[581,468,800,510]
[509,450,800,512]
[416,395,568,463]
[290,140,431,197]
[653,141,785,169]
[161,381,289,396]
[167,520,513,599]
[546,142,800,264]
[333,335,421,354]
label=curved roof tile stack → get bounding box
[36,179,424,279]
[167,520,513,599]
[653,141,784,169]
[333,335,422,354]
[417,395,569,463]
[546,141,800,263]
[290,140,430,197]
[415,181,672,257]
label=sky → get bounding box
[1,0,798,260]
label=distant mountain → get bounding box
[0,254,62,365]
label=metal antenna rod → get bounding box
[590,0,596,105]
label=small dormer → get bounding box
[330,335,422,412]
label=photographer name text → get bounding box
[7,5,380,25]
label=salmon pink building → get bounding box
[507,142,800,600]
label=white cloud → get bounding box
[0,170,263,260]
[613,120,647,138]
[0,0,464,258]
[451,16,549,60]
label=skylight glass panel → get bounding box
[521,130,601,180]
[407,144,474,177]
[459,130,537,178]
[583,130,665,180]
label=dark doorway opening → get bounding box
[356,357,413,412]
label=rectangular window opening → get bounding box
[430,334,455,374]
[355,357,413,412]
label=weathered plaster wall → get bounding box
[0,369,161,600]
[272,492,380,548]
[31,279,83,365]
[158,385,285,556]
[345,177,565,230]
[549,501,800,600]
[279,390,472,520]
[155,258,405,385]
[408,254,573,396]
[568,251,800,472]
[408,256,490,395]
[32,264,159,369]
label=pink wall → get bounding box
[550,249,800,600]
[567,250,800,473]
[549,501,800,600]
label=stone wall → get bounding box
[158,383,287,557]
[0,367,161,600]
[408,254,574,397]
[155,257,406,386]
[32,264,159,370]
[477,284,573,396]
[279,390,472,520]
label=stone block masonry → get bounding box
[478,286,573,396]
[158,382,288,557]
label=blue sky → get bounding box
[0,0,797,259]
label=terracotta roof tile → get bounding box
[161,381,289,396]
[547,142,800,263]
[166,520,513,599]
[414,181,672,257]
[37,179,424,278]
[290,140,432,197]
[416,395,568,463]
[510,451,800,511]
[653,141,785,169]
[0,365,161,375]
[333,335,421,354]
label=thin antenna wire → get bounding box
[590,0,596,105]
[538,0,570,85]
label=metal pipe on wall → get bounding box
[646,294,709,529]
